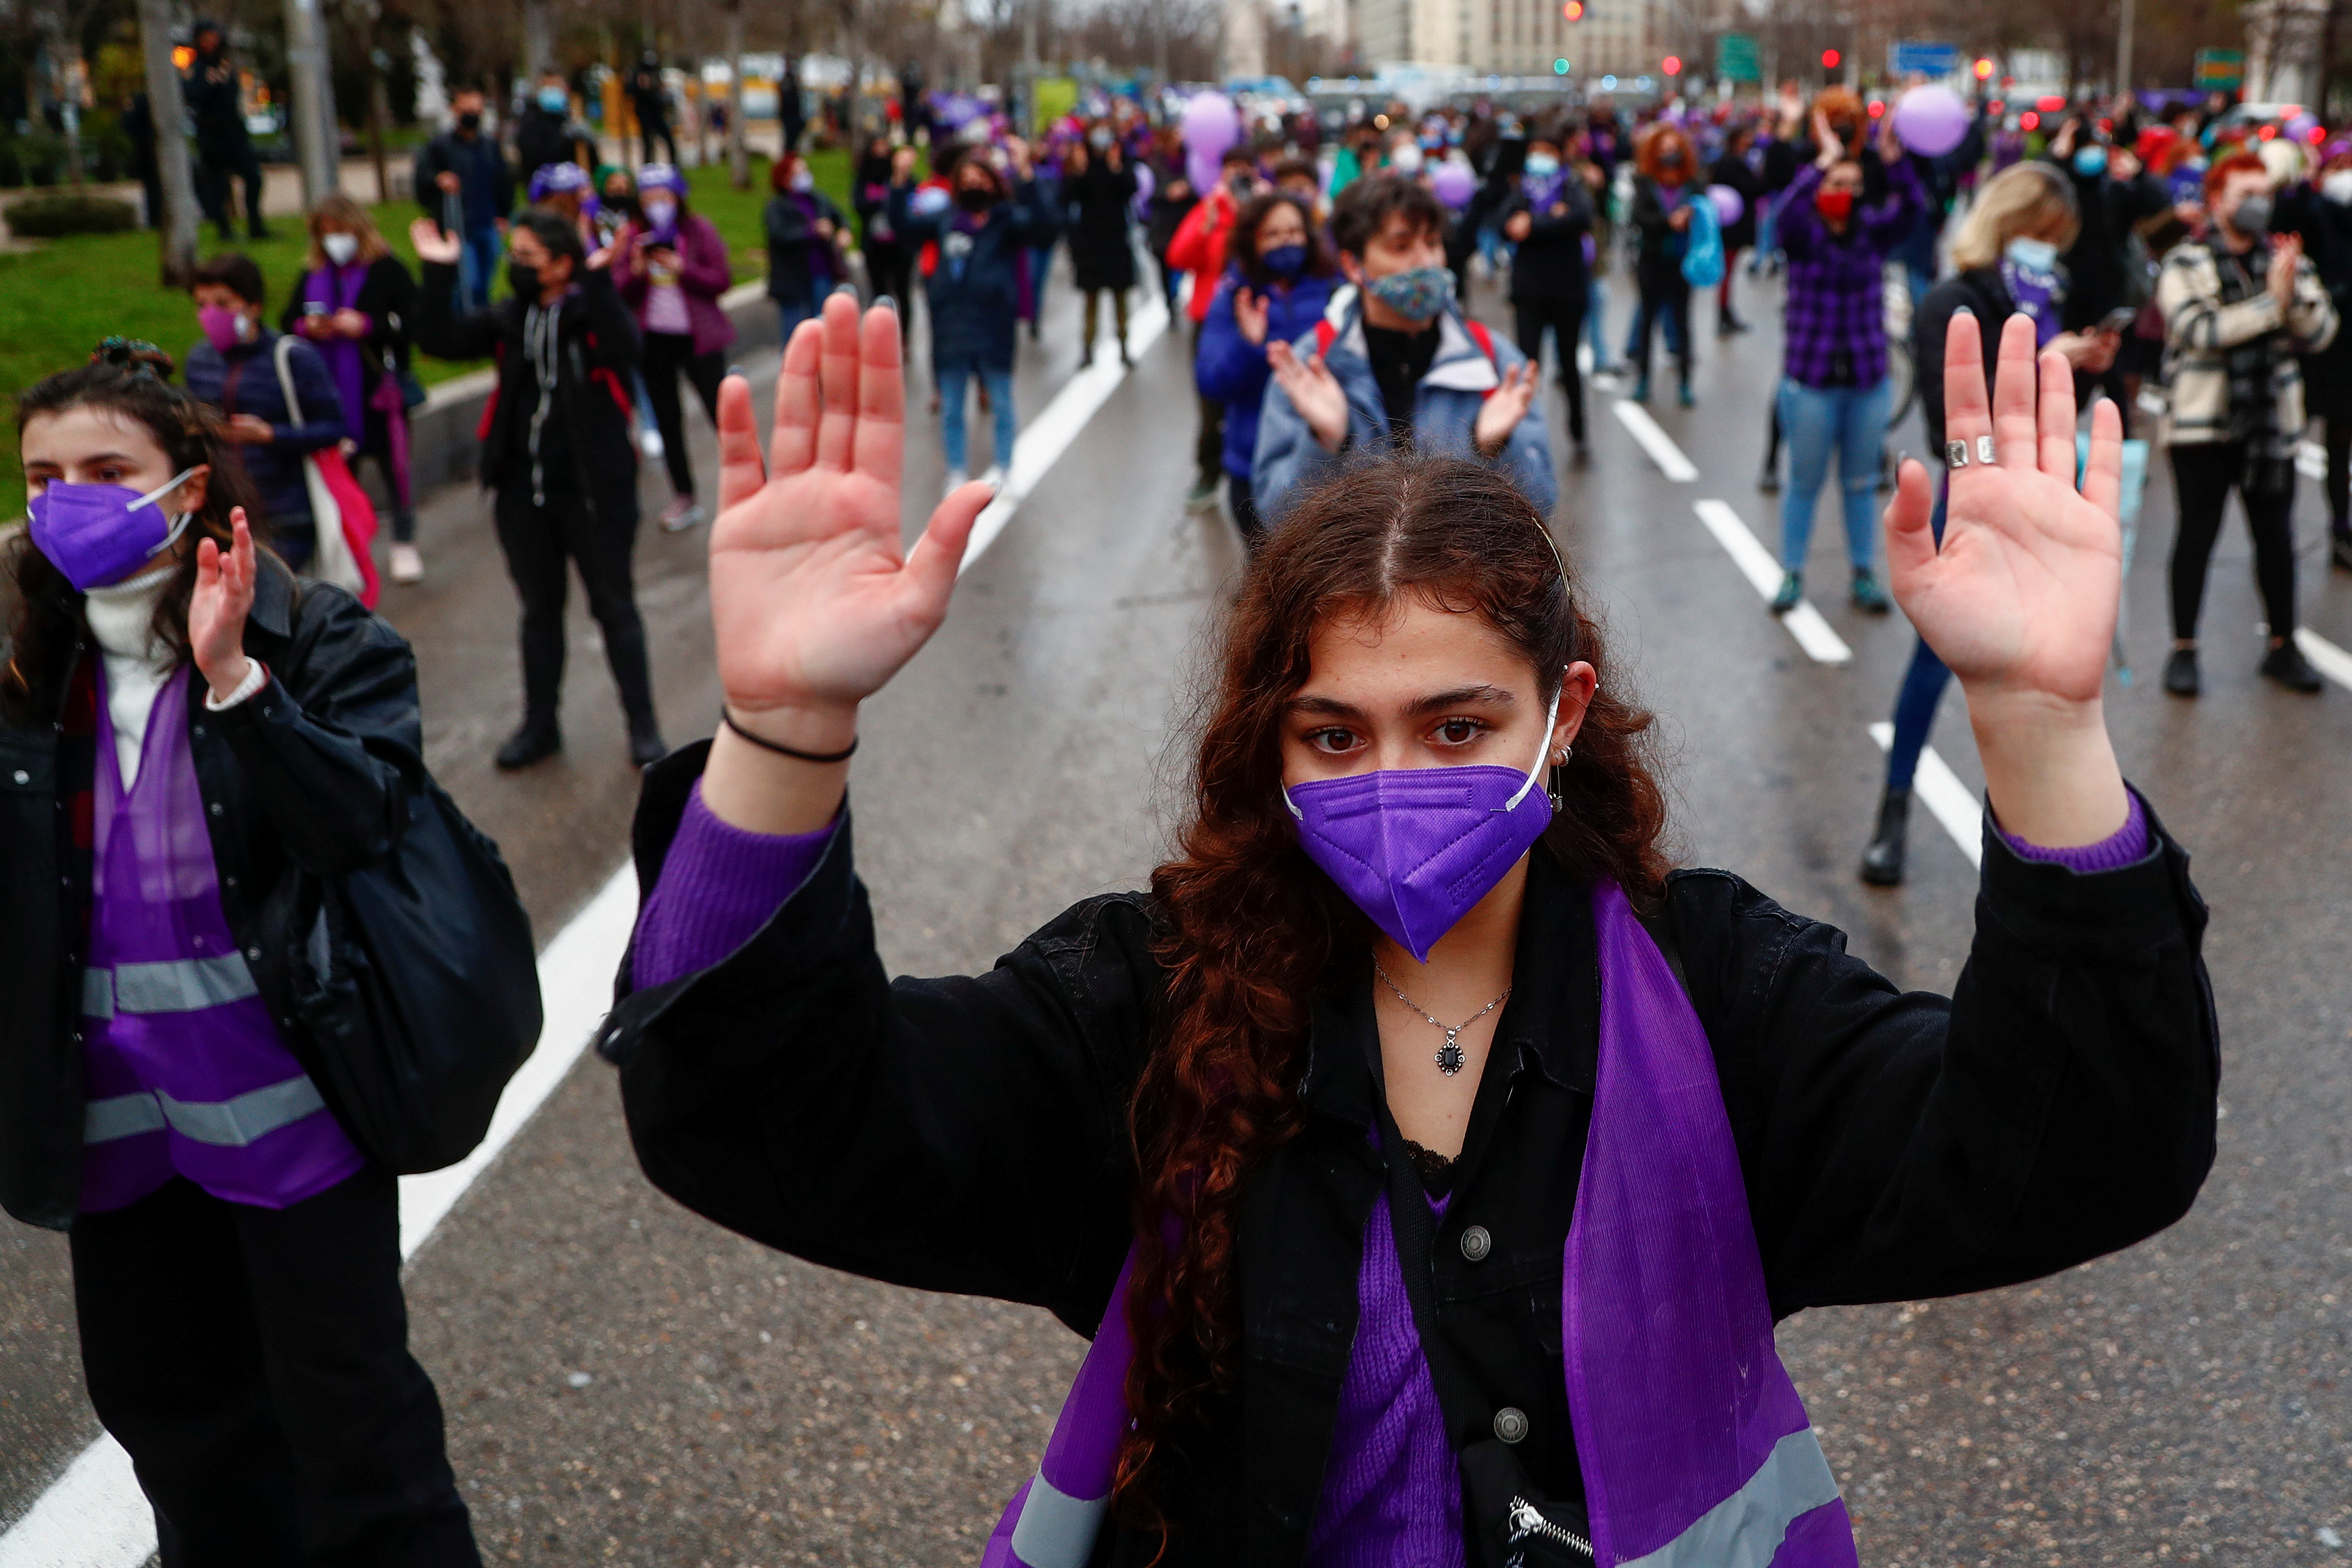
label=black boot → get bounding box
[1858,786,1911,886]
[627,711,669,767]
[496,719,562,770]
[2332,524,2352,572]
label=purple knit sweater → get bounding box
[630,780,2150,1555]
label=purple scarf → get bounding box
[1998,257,2065,349]
[302,261,371,445]
[981,881,1855,1567]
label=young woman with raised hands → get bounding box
[603,293,2216,1567]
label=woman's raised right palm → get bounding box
[709,294,991,724]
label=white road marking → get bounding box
[1612,400,1700,481]
[961,294,1172,574]
[2294,627,2352,692]
[0,863,643,1565]
[2297,438,2327,481]
[1,277,1170,1562]
[1691,500,1853,665]
[1868,722,1985,868]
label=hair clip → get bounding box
[90,338,170,379]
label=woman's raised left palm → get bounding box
[1885,312,2124,706]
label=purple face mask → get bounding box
[26,467,200,592]
[1284,686,1561,962]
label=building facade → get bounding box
[1347,0,1661,83]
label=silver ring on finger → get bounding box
[1945,439,1970,468]
[1977,435,1997,465]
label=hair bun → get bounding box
[90,337,177,381]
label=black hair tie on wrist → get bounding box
[720,709,858,764]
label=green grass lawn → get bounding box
[1,148,854,518]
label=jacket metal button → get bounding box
[1459,1224,1492,1262]
[1494,1406,1530,1444]
[246,947,261,961]
[10,769,25,784]
[191,724,205,738]
[209,802,223,817]
[224,876,237,889]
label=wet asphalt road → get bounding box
[2,250,2349,1566]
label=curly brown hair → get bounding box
[1114,454,1672,1530]
[1634,121,1700,186]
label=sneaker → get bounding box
[388,543,424,584]
[495,720,562,770]
[2260,639,2325,693]
[1769,571,1803,614]
[1850,568,1892,614]
[1631,376,1650,403]
[1676,382,1694,408]
[639,426,665,459]
[977,464,1006,491]
[942,468,969,500]
[1757,466,1781,495]
[2163,647,2200,697]
[1184,477,1221,512]
[1570,441,1591,467]
[658,496,704,533]
[627,714,669,768]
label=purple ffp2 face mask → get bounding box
[1284,686,1560,962]
[26,467,200,592]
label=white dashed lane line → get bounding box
[1867,721,1985,868]
[1691,500,1853,665]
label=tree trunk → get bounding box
[284,0,338,204]
[726,0,749,188]
[135,0,199,283]
[524,0,553,79]
[367,58,392,202]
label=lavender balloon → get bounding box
[1182,92,1240,197]
[1430,158,1476,208]
[1131,159,1155,219]
[1893,84,1971,158]
[1707,183,1744,227]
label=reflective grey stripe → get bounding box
[82,967,115,1020]
[84,1092,168,1144]
[1617,1428,1842,1568]
[111,953,259,1014]
[154,1075,328,1147]
[1008,1469,1109,1568]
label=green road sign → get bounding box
[1717,32,1760,83]
[2193,48,2244,90]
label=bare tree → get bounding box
[133,0,199,283]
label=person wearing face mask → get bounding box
[282,194,423,582]
[1168,147,1264,510]
[2043,116,2171,429]
[891,135,1059,493]
[602,296,2215,1566]
[2153,152,2337,695]
[1064,122,1141,370]
[2281,149,2352,572]
[413,87,515,313]
[853,135,916,346]
[514,71,592,184]
[180,20,269,242]
[1501,129,1598,462]
[1194,192,1342,542]
[1768,108,1925,616]
[1861,163,2124,883]
[617,163,737,534]
[765,148,850,352]
[1255,174,1551,522]
[181,254,348,574]
[2,349,485,1564]
[1624,122,1704,406]
[410,208,666,768]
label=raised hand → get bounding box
[1233,286,1270,347]
[1884,311,2129,845]
[190,509,258,703]
[1266,339,1351,452]
[407,218,461,267]
[1473,361,1540,456]
[700,292,991,832]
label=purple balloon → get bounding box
[1430,158,1475,208]
[1182,92,1239,195]
[1893,84,1970,158]
[1707,183,1744,227]
[1131,159,1155,219]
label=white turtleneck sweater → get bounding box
[81,567,264,786]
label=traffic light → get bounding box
[1821,47,1841,70]
[1562,2,1584,20]
[1554,58,1572,75]
[1663,55,1682,76]
[1973,57,1994,81]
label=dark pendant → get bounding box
[1436,1040,1465,1075]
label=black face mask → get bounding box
[955,186,996,213]
[457,110,482,132]
[507,260,541,302]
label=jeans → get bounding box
[1776,377,1891,573]
[71,1171,479,1566]
[493,481,655,726]
[776,295,818,349]
[1627,280,1691,386]
[457,223,503,313]
[1584,275,1613,368]
[1884,488,1951,792]
[938,361,1015,473]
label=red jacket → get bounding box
[1166,186,1242,324]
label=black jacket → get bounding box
[606,746,2218,1565]
[763,190,848,307]
[412,260,640,501]
[0,561,421,1230]
[1916,266,2022,453]
[181,53,247,155]
[1505,176,1594,302]
[1710,149,1763,251]
[2280,184,2352,421]
[278,253,420,391]
[414,131,514,231]
[512,106,590,184]
[1066,157,1140,292]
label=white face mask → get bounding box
[2325,169,2352,206]
[642,196,677,228]
[321,232,359,265]
[2005,236,2059,273]
[1389,142,1425,174]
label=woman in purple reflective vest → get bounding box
[0,352,479,1562]
[605,296,2219,1565]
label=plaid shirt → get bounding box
[1776,159,1926,389]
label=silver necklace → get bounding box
[1372,960,1510,1077]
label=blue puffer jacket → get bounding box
[183,328,348,537]
[891,179,1060,372]
[1194,267,1341,480]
